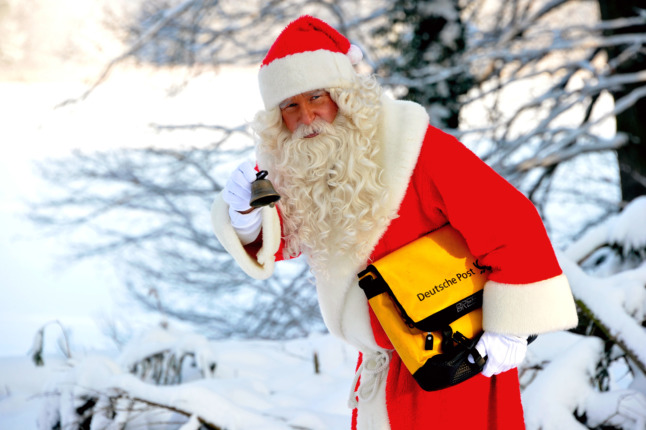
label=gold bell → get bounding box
[250,170,281,208]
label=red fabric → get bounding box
[351,352,363,429]
[261,16,350,68]
[383,354,525,429]
[369,125,562,283]
[351,126,562,429]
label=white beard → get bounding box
[256,113,392,277]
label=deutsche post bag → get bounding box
[358,224,490,391]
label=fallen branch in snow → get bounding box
[108,376,300,429]
[118,392,223,430]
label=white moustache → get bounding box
[293,118,337,139]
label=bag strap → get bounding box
[358,266,388,299]
[443,327,487,368]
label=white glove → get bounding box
[474,332,528,377]
[222,161,262,244]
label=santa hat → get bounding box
[258,15,363,110]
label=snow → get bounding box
[117,326,218,378]
[522,334,602,430]
[609,196,646,253]
[2,320,644,430]
[1,331,356,430]
[560,256,646,365]
[561,197,646,369]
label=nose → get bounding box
[299,104,316,126]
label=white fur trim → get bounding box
[313,95,430,353]
[482,273,579,336]
[377,96,431,217]
[259,50,356,109]
[210,193,281,280]
[347,44,363,65]
[317,261,382,352]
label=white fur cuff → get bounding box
[482,274,578,336]
[211,193,281,280]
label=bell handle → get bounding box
[255,170,269,181]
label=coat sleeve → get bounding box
[210,192,284,280]
[419,126,578,336]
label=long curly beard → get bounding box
[256,110,391,277]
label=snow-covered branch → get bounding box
[515,134,627,172]
[562,197,646,375]
[522,333,646,430]
[515,196,646,429]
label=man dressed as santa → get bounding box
[211,15,578,430]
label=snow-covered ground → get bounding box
[2,321,643,430]
[0,330,357,430]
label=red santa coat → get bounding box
[352,124,559,429]
[211,95,578,429]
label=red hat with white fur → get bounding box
[258,15,363,110]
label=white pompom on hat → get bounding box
[258,15,363,110]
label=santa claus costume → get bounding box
[211,15,578,430]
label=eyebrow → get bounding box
[279,90,327,109]
[279,98,295,110]
[306,89,326,97]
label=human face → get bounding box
[279,90,339,137]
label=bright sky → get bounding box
[0,62,265,356]
[0,0,263,356]
[0,81,122,356]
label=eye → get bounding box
[280,102,298,111]
[311,92,328,103]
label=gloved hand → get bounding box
[474,332,528,377]
[222,161,262,244]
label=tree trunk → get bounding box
[597,0,646,203]
[374,0,473,129]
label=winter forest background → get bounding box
[1,0,646,429]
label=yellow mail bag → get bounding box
[358,224,490,391]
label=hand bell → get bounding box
[250,170,281,208]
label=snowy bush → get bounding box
[33,327,355,430]
[520,196,646,429]
[118,326,219,385]
[36,325,216,430]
